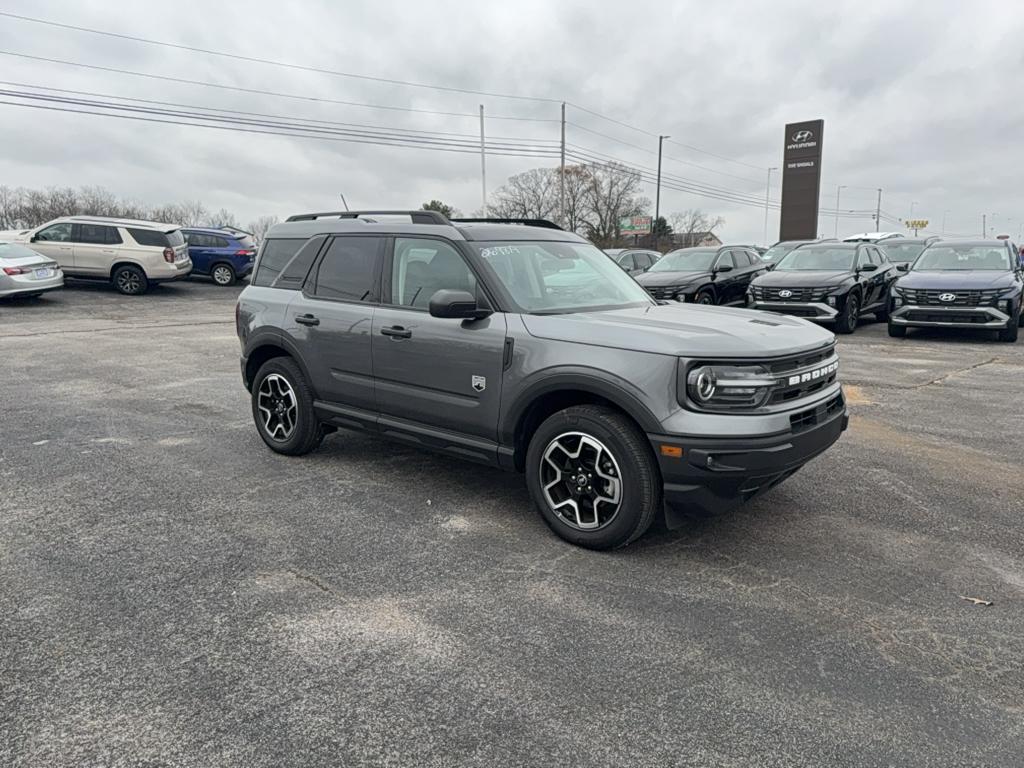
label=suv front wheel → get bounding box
[525,405,660,550]
[251,357,325,455]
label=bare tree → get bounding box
[208,207,239,229]
[557,164,594,234]
[247,215,279,242]
[668,209,725,248]
[489,168,559,220]
[583,162,648,248]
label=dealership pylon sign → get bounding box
[779,119,824,241]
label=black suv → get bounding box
[889,239,1023,342]
[604,248,660,276]
[634,245,766,305]
[748,241,897,333]
[236,211,846,549]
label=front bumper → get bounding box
[649,394,848,516]
[750,300,838,321]
[890,304,1011,329]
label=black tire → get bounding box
[112,264,148,295]
[211,262,237,286]
[887,322,907,338]
[998,320,1019,343]
[525,404,661,550]
[694,289,715,305]
[251,357,325,455]
[834,292,860,334]
[1018,307,1024,328]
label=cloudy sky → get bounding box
[1,0,1022,243]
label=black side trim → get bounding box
[502,337,514,371]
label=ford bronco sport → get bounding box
[236,211,847,549]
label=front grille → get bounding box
[765,345,834,375]
[767,346,839,404]
[901,289,1000,307]
[751,286,831,302]
[790,393,845,433]
[646,285,680,300]
[904,310,990,323]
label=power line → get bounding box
[0,11,561,105]
[0,81,561,144]
[566,121,765,185]
[0,12,770,173]
[0,51,559,123]
[0,99,561,158]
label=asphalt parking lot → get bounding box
[2,280,1023,767]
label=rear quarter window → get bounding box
[128,228,176,248]
[252,238,307,287]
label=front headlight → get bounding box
[684,363,775,410]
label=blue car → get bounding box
[182,227,257,286]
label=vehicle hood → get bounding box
[634,270,711,287]
[753,270,853,287]
[0,229,31,241]
[896,270,1017,290]
[521,304,835,358]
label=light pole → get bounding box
[834,185,847,238]
[874,188,883,230]
[653,135,669,249]
[763,167,778,246]
[339,193,350,211]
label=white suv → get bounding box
[14,216,191,295]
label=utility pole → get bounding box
[874,188,882,230]
[479,105,487,216]
[763,167,777,246]
[834,185,846,238]
[559,102,566,229]
[652,135,668,250]
[982,214,986,238]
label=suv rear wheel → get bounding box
[525,404,660,550]
[211,263,237,286]
[251,357,325,455]
[112,264,148,296]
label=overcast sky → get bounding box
[1,0,1022,243]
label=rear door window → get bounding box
[252,238,306,287]
[75,223,121,245]
[313,236,382,302]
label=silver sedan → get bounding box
[0,240,64,298]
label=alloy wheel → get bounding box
[257,373,298,442]
[539,432,623,531]
[117,270,142,294]
[213,266,233,285]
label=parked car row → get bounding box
[635,236,1023,343]
[0,215,257,297]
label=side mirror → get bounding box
[896,263,909,272]
[29,234,38,243]
[428,289,492,320]
[715,264,734,273]
[858,263,879,272]
[765,263,776,271]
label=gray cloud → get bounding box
[0,0,1021,242]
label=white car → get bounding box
[11,216,191,295]
[842,232,902,243]
[0,240,63,299]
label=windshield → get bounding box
[913,245,1012,271]
[776,247,856,271]
[881,243,925,262]
[473,241,654,313]
[761,242,800,263]
[648,249,717,272]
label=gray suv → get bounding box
[236,211,848,549]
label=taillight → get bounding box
[235,249,254,257]
[163,247,175,263]
[3,266,26,275]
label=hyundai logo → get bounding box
[791,130,814,142]
[778,289,793,298]
[939,293,956,302]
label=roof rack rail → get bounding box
[450,217,563,231]
[285,210,449,224]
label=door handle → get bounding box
[380,325,412,339]
[295,314,320,326]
